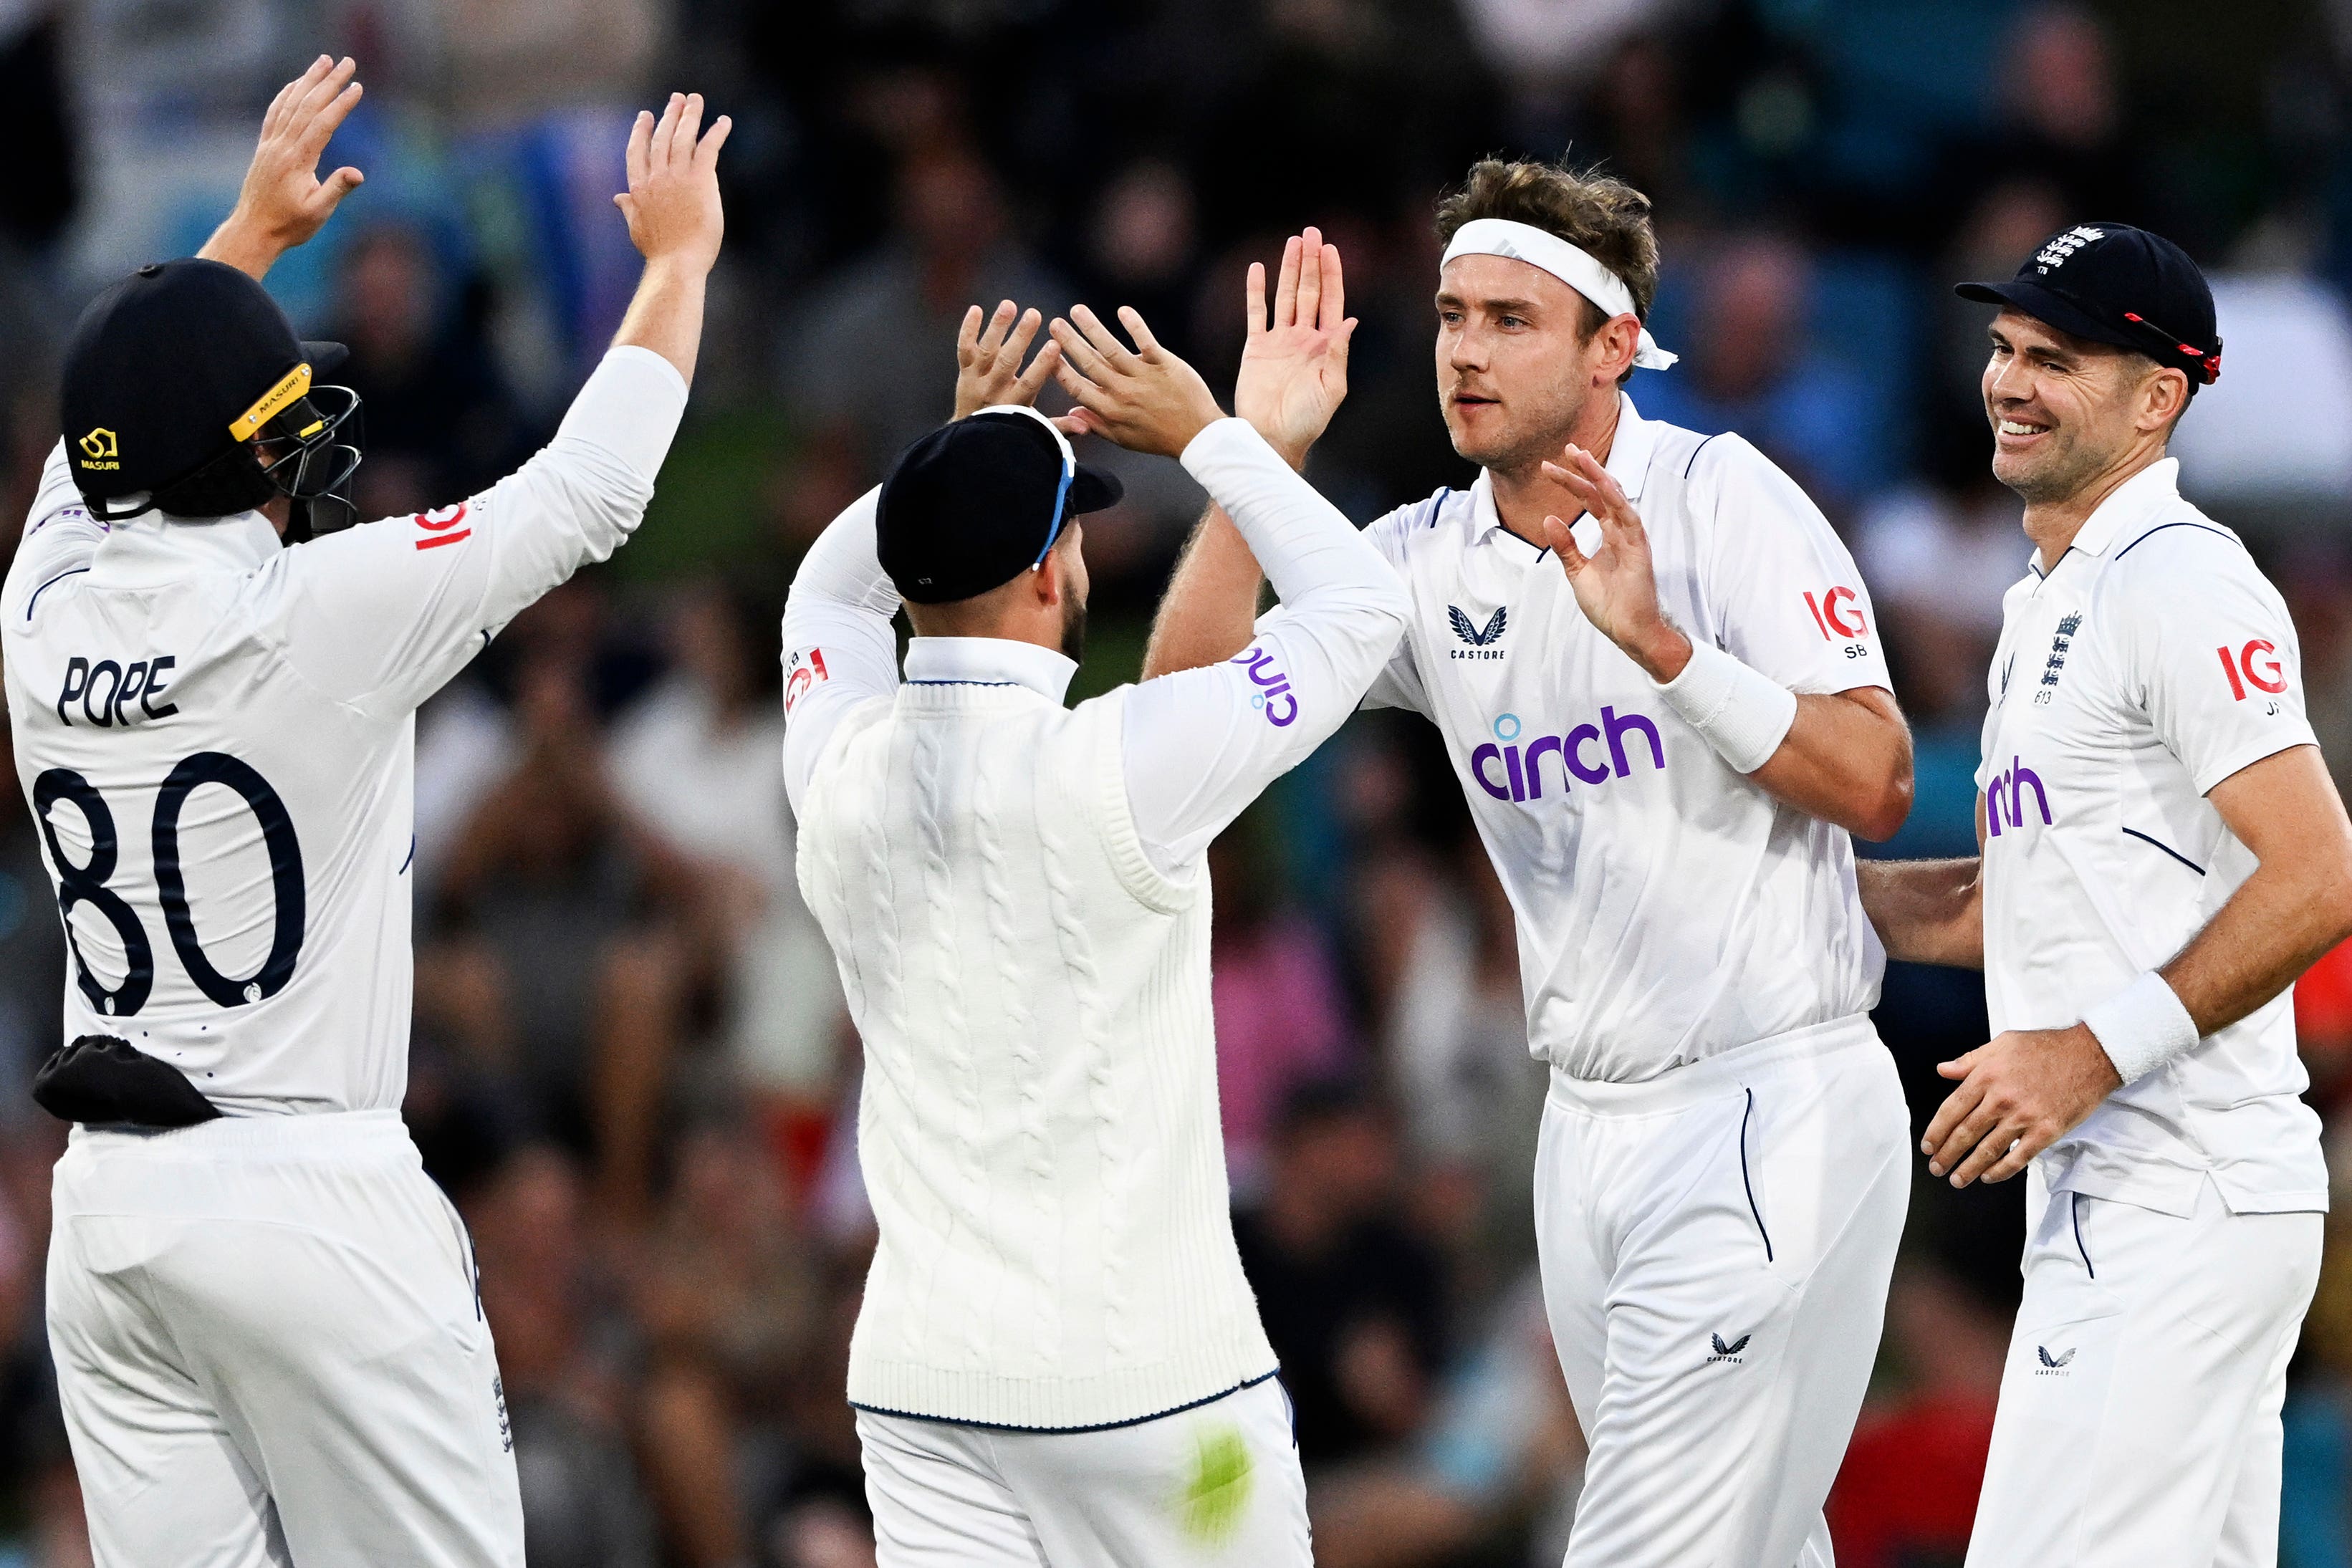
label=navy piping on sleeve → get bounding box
[2071,1192,2095,1279]
[1683,431,1725,481]
[24,567,89,620]
[1421,488,1452,529]
[2113,521,2237,563]
[2121,826,2206,876]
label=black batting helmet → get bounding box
[60,259,363,535]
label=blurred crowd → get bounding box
[12,0,2352,1564]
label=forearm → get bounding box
[1856,856,1983,968]
[1747,689,1915,840]
[1179,419,1398,625]
[1143,503,1265,678]
[2162,860,2352,1036]
[196,218,283,282]
[613,256,710,387]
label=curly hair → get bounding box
[1434,158,1661,332]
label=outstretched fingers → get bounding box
[1048,317,1117,383]
[1272,234,1302,330]
[1244,261,1267,342]
[1318,241,1347,332]
[1116,305,1165,358]
[625,109,655,191]
[695,112,731,168]
[1011,337,1063,403]
[1294,226,1324,331]
[1067,304,1138,369]
[1050,357,1118,419]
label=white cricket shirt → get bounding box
[1353,393,1892,1082]
[1977,457,2327,1216]
[4,346,688,1115]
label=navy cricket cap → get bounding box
[1957,222,2220,385]
[60,259,349,511]
[877,406,1123,605]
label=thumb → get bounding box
[311,166,363,218]
[1936,1048,1980,1080]
[1541,514,1587,570]
[614,192,637,222]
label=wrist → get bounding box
[199,213,284,281]
[2080,971,2199,1086]
[1650,638,1797,774]
[1625,619,1692,683]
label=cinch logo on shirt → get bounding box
[1984,754,2051,837]
[1470,708,1664,803]
[1230,646,1300,727]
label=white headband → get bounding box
[1441,218,1677,370]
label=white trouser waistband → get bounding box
[65,1107,414,1163]
[1547,1012,1881,1117]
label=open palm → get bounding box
[1233,227,1356,466]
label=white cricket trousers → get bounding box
[857,1375,1311,1567]
[47,1110,524,1567]
[1535,1014,1910,1568]
[1964,1175,2321,1568]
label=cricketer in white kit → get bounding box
[779,290,1406,1564]
[1864,223,2352,1568]
[1147,165,1919,1567]
[11,68,729,1566]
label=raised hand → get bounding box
[955,301,1064,418]
[1540,446,1693,681]
[1233,227,1356,468]
[615,92,731,274]
[198,55,367,279]
[1049,305,1225,459]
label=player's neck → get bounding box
[2020,438,2169,565]
[1488,393,1621,549]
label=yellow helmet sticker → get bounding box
[229,363,314,443]
[76,428,119,469]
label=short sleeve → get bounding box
[2118,526,2318,794]
[1695,436,1893,697]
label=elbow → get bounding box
[1848,765,1915,845]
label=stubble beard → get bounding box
[1445,377,1594,482]
[1060,596,1088,665]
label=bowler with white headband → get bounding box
[1146,159,1919,1568]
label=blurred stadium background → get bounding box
[9,0,2352,1564]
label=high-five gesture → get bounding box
[198,55,367,281]
[615,92,730,273]
[1234,227,1356,468]
[611,92,730,385]
[1050,305,1225,458]
[955,301,1065,418]
[1542,446,1694,682]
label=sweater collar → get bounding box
[903,636,1076,702]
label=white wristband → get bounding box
[2080,971,2200,1085]
[1651,638,1797,774]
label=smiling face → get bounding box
[1435,254,1631,474]
[1982,307,2185,506]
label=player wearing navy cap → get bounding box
[780,292,1406,1562]
[17,59,730,1565]
[1862,222,2352,1567]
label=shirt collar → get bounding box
[2044,456,2181,567]
[1469,390,1656,545]
[903,636,1076,702]
[84,509,282,589]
